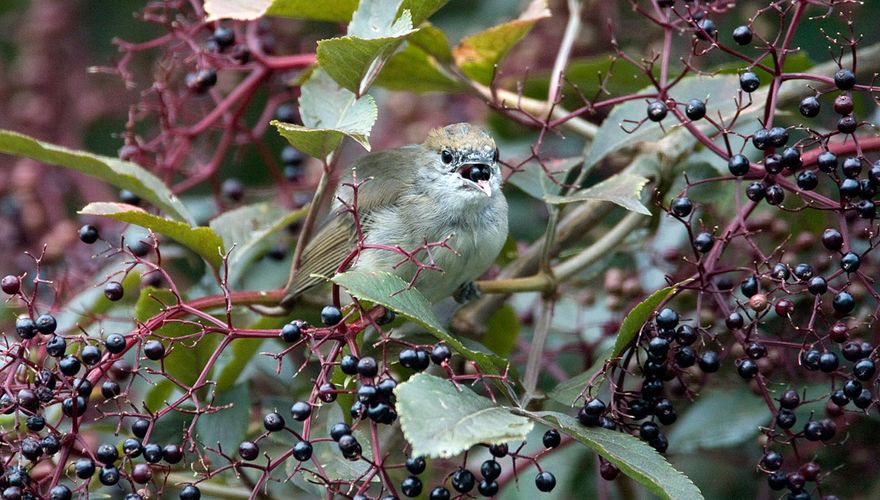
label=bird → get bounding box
[280,122,508,308]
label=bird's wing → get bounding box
[281,147,421,307]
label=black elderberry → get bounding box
[817,151,838,172]
[46,335,67,357]
[821,228,843,250]
[81,345,102,365]
[675,346,696,367]
[685,99,706,120]
[35,313,57,335]
[143,340,165,360]
[698,351,720,372]
[746,182,766,201]
[765,185,784,205]
[796,171,818,190]
[338,434,362,460]
[799,96,820,118]
[292,440,313,461]
[212,26,235,49]
[693,232,714,253]
[79,224,99,244]
[431,343,452,364]
[761,451,783,471]
[740,72,760,93]
[767,127,789,148]
[856,199,876,219]
[263,411,285,432]
[480,460,501,481]
[802,349,821,370]
[280,322,302,343]
[452,469,476,493]
[671,197,693,217]
[732,25,752,45]
[179,484,201,500]
[101,380,121,398]
[752,129,770,150]
[853,388,873,409]
[832,291,855,314]
[842,156,862,178]
[840,252,861,273]
[321,305,343,326]
[74,458,96,478]
[647,100,668,122]
[834,68,856,90]
[830,389,849,407]
[406,456,426,475]
[780,390,801,408]
[104,281,124,301]
[746,342,767,360]
[776,409,796,429]
[105,333,127,354]
[768,471,788,490]
[838,115,858,134]
[853,359,876,380]
[58,355,81,376]
[535,471,556,492]
[807,276,827,295]
[543,429,561,448]
[737,359,759,379]
[818,352,839,373]
[402,476,423,497]
[838,179,857,200]
[728,154,750,176]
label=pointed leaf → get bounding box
[549,283,681,404]
[667,389,767,452]
[409,24,452,62]
[544,173,651,214]
[209,202,308,285]
[374,43,463,93]
[273,69,377,158]
[318,0,416,95]
[206,0,357,22]
[79,202,225,270]
[453,0,550,85]
[395,373,533,458]
[331,270,508,374]
[0,129,193,224]
[527,411,704,500]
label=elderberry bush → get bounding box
[1,1,880,499]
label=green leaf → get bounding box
[528,411,704,500]
[481,305,520,357]
[584,74,767,170]
[549,283,680,404]
[134,288,218,387]
[331,270,508,374]
[195,383,250,460]
[408,24,452,62]
[453,0,550,85]
[79,202,225,270]
[317,0,435,95]
[273,69,377,159]
[400,0,448,26]
[666,389,767,452]
[0,129,193,224]
[209,202,308,285]
[205,0,357,22]
[544,173,651,215]
[374,43,463,93]
[507,157,583,199]
[395,373,533,458]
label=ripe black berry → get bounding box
[832,291,855,314]
[179,484,201,500]
[74,458,96,478]
[842,156,863,178]
[647,100,668,122]
[431,343,452,364]
[338,434,362,459]
[818,352,839,373]
[821,228,843,250]
[853,359,876,380]
[430,487,451,500]
[804,420,824,441]
[186,68,217,93]
[737,359,759,379]
[119,189,141,206]
[81,345,102,365]
[356,356,379,377]
[765,185,784,205]
[696,18,717,40]
[401,476,423,497]
[123,438,143,457]
[685,99,706,120]
[101,380,121,398]
[330,422,352,441]
[693,232,714,253]
[489,443,508,458]
[46,335,67,357]
[35,313,57,335]
[340,354,359,375]
[781,147,802,170]
[406,456,426,475]
[49,485,71,500]
[732,25,752,45]
[59,355,81,376]
[535,471,557,492]
[104,281,124,301]
[15,316,37,339]
[452,469,476,493]
[776,409,796,429]
[838,115,858,134]
[543,429,561,448]
[834,68,856,90]
[143,340,165,360]
[62,396,87,416]
[767,127,789,148]
[728,154,750,176]
[739,72,760,93]
[839,178,859,199]
[477,480,499,496]
[764,154,782,174]
[671,196,693,217]
[480,460,501,481]
[840,252,861,273]
[263,411,285,432]
[400,349,430,371]
[807,276,827,295]
[698,351,720,372]
[143,443,163,463]
[97,443,119,464]
[752,129,770,150]
[834,94,854,115]
[212,26,235,49]
[799,96,820,118]
[79,224,99,244]
[802,349,821,370]
[817,151,838,172]
[321,305,343,326]
[761,451,783,471]
[856,199,876,219]
[292,440,313,461]
[746,182,766,201]
[831,389,849,407]
[796,170,818,190]
[105,333,127,354]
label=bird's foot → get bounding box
[454,281,481,303]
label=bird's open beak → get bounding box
[475,179,492,196]
[458,163,493,197]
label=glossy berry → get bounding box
[675,346,696,367]
[647,101,667,122]
[431,343,452,364]
[78,224,99,244]
[400,349,430,371]
[857,199,876,219]
[292,440,313,461]
[696,19,717,40]
[838,180,858,202]
[101,284,125,305]
[776,409,796,429]
[81,345,102,365]
[841,252,861,273]
[832,291,855,314]
[838,115,858,134]
[799,96,820,117]
[781,148,802,170]
[105,333,127,354]
[746,182,766,201]
[179,484,201,500]
[356,356,379,377]
[321,306,343,326]
[764,154,783,174]
[767,127,788,148]
[807,276,827,295]
[430,487,451,500]
[535,471,556,492]
[452,469,476,493]
[480,460,501,481]
[728,154,750,176]
[356,383,377,404]
[853,388,873,409]
[751,129,770,150]
[489,443,508,458]
[97,443,119,464]
[59,355,81,376]
[831,389,850,407]
[15,316,37,339]
[338,434,362,459]
[818,352,839,373]
[405,456,426,475]
[796,170,818,190]
[671,197,693,217]
[732,25,752,45]
[186,68,217,93]
[212,26,235,49]
[822,228,843,250]
[340,354,359,375]
[698,351,720,372]
[685,99,706,120]
[143,340,165,360]
[543,429,561,448]
[765,185,784,205]
[853,359,876,380]
[740,72,760,93]
[834,68,856,90]
[98,466,120,486]
[330,422,352,441]
[35,313,57,335]
[402,476,423,497]
[1,275,20,295]
[693,232,714,253]
[737,359,759,379]
[62,396,87,416]
[834,94,854,115]
[263,412,285,431]
[842,156,862,178]
[46,335,67,357]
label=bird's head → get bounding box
[421,123,502,200]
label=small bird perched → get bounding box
[281,122,508,308]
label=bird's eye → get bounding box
[493,148,500,163]
[441,149,454,164]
